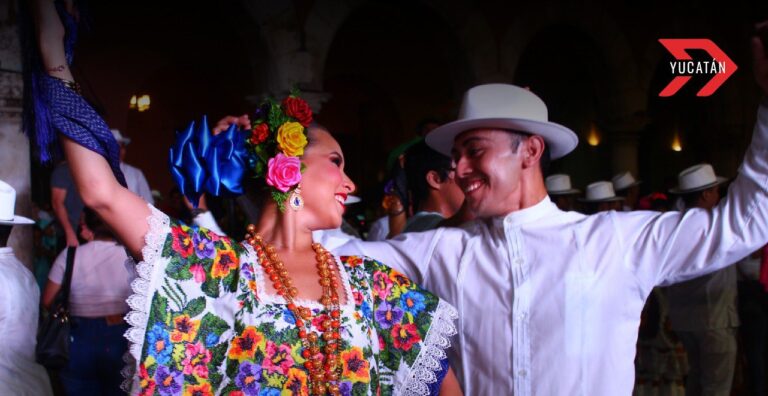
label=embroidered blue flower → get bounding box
[282,309,296,325]
[192,232,216,259]
[400,290,426,316]
[235,361,262,395]
[361,300,372,320]
[147,323,172,365]
[374,301,403,329]
[154,364,183,396]
[205,332,219,347]
[258,387,281,396]
[339,381,353,396]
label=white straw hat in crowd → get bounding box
[0,180,34,226]
[669,164,728,194]
[545,174,581,195]
[579,181,625,203]
[344,195,361,205]
[611,171,641,191]
[425,84,578,159]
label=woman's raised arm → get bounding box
[32,0,150,258]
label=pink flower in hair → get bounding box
[265,153,302,192]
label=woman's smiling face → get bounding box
[296,127,355,230]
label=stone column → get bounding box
[0,2,33,269]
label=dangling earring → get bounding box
[289,185,304,211]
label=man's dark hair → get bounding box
[0,225,11,247]
[509,131,551,175]
[680,189,706,209]
[83,207,113,239]
[404,140,453,212]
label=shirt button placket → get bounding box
[507,225,531,395]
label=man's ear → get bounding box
[425,170,443,190]
[522,135,545,169]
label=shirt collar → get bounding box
[0,247,13,257]
[492,196,558,228]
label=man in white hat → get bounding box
[665,164,737,396]
[0,180,53,395]
[612,171,642,211]
[579,180,625,214]
[338,33,768,395]
[545,173,580,211]
[111,129,154,205]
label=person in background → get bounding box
[50,160,84,247]
[401,140,464,233]
[112,129,154,204]
[612,171,641,211]
[0,179,53,396]
[578,180,625,214]
[42,207,133,395]
[665,164,737,396]
[545,173,581,211]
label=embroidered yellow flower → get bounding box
[228,326,266,361]
[341,347,370,383]
[170,314,200,343]
[276,122,307,157]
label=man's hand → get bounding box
[213,114,251,135]
[754,21,768,96]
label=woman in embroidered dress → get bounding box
[27,1,460,395]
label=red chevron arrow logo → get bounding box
[658,39,738,97]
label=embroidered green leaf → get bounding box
[167,259,193,282]
[271,190,290,212]
[201,277,220,298]
[148,293,169,327]
[184,296,206,318]
[200,312,230,337]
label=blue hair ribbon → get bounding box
[169,118,251,207]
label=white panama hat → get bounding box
[0,180,34,226]
[669,164,728,194]
[344,195,361,205]
[612,171,641,191]
[425,84,578,159]
[546,174,581,195]
[579,181,625,203]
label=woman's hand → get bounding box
[213,114,251,135]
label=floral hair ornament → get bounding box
[169,89,312,211]
[247,89,312,211]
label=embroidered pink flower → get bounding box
[190,264,206,283]
[181,341,212,379]
[262,340,295,375]
[266,153,302,192]
[372,271,393,300]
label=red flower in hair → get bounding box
[250,123,270,145]
[282,97,313,127]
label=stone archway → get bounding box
[499,3,646,180]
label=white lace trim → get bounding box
[121,205,172,395]
[399,299,459,396]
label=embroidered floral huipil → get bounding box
[123,208,457,396]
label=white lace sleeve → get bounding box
[398,299,459,396]
[121,205,172,394]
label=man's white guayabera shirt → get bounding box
[336,100,768,395]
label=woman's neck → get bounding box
[254,202,314,251]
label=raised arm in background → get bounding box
[32,0,150,258]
